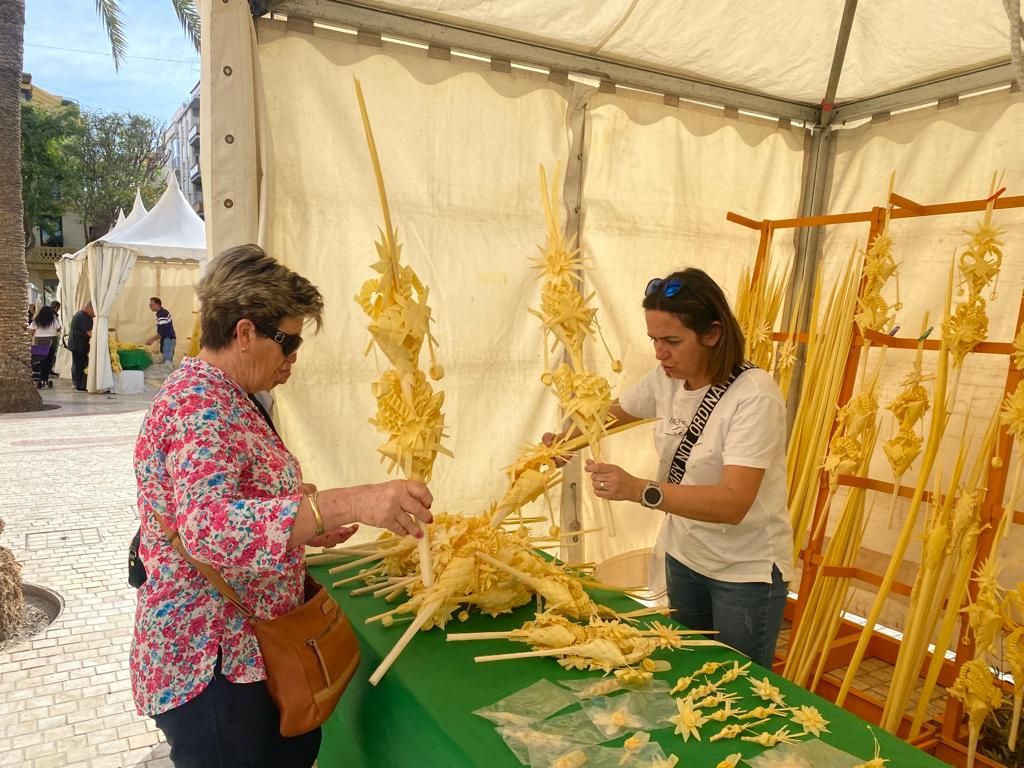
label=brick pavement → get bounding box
[0,377,170,768]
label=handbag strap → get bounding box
[666,361,756,485]
[152,511,254,618]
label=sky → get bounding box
[23,0,201,126]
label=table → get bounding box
[309,563,950,767]
[117,349,153,371]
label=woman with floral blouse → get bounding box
[130,244,434,767]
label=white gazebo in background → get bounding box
[55,176,206,392]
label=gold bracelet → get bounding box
[306,490,325,537]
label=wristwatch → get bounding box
[640,481,663,509]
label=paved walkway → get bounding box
[0,373,170,768]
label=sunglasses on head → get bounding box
[645,277,715,314]
[254,321,303,357]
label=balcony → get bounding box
[189,161,201,182]
[187,122,199,147]
[28,246,72,265]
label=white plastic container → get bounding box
[114,370,145,395]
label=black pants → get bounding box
[71,350,88,390]
[45,342,57,381]
[152,659,321,768]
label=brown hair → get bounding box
[642,267,745,384]
[196,244,324,351]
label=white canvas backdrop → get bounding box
[254,20,808,562]
[257,21,571,520]
[110,261,198,358]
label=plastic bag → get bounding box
[579,691,676,739]
[497,710,607,765]
[498,726,579,765]
[558,677,670,700]
[474,679,578,727]
[527,744,626,768]
[744,739,863,768]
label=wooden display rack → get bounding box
[728,189,1024,767]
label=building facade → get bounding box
[163,82,203,217]
[21,73,86,307]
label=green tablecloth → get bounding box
[309,563,949,768]
[117,349,153,370]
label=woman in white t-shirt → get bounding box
[28,304,61,342]
[28,305,62,386]
[546,268,792,667]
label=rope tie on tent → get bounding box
[1004,0,1024,90]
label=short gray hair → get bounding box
[197,244,324,350]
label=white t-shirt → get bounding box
[29,319,60,339]
[619,365,793,584]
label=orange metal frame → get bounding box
[729,189,1024,767]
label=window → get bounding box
[170,137,181,166]
[38,216,63,247]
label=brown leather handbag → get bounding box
[154,515,361,736]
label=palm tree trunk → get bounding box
[0,0,44,413]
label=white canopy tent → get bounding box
[119,190,148,232]
[199,0,1024,632]
[200,0,1023,542]
[55,176,205,391]
[54,194,147,379]
[196,0,1024,755]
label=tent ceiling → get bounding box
[270,0,1016,122]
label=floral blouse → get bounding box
[130,356,304,716]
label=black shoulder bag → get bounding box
[128,393,280,588]
[665,361,755,484]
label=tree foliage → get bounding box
[62,111,169,236]
[20,101,82,250]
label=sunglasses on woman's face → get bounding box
[254,322,303,357]
[645,277,715,314]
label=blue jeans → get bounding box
[665,555,788,668]
[152,655,320,767]
[160,337,176,363]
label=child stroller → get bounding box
[31,343,54,389]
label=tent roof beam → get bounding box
[819,0,858,128]
[266,2,1018,128]
[831,62,1017,123]
[267,0,821,123]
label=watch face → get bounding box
[643,484,662,507]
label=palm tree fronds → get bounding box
[94,0,127,70]
[171,0,201,52]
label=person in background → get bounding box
[68,302,95,392]
[544,268,792,667]
[28,305,61,388]
[131,244,434,768]
[27,303,36,325]
[146,296,177,366]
